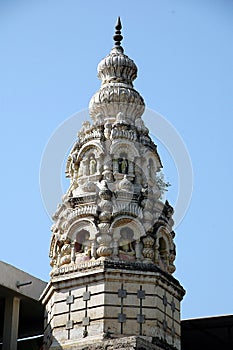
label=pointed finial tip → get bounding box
[116,16,122,30]
[113,16,123,48]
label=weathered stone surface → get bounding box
[50,336,179,350]
[42,262,184,350]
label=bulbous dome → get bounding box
[89,84,145,122]
[98,47,137,87]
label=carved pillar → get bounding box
[154,242,159,264]
[83,159,89,176]
[96,155,102,173]
[71,242,76,264]
[128,160,134,177]
[96,225,112,258]
[112,238,119,259]
[135,240,142,261]
[142,235,155,263]
[57,251,61,267]
[112,159,119,173]
[91,240,97,259]
[103,155,113,181]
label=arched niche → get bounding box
[75,229,90,254]
[49,235,57,259]
[66,218,98,242]
[156,226,173,249]
[158,237,167,262]
[77,141,104,160]
[110,140,139,161]
[111,140,139,178]
[76,141,104,177]
[143,149,162,172]
[111,216,146,241]
[155,226,175,272]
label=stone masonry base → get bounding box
[52,335,178,350]
[42,261,185,350]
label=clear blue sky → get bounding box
[1,0,233,320]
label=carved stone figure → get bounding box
[89,156,97,175]
[118,157,128,174]
[60,238,71,266]
[104,122,112,139]
[119,227,135,261]
[75,230,91,262]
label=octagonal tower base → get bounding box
[41,261,185,350]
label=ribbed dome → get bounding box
[98,47,137,87]
[89,84,145,121]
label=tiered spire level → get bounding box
[50,18,176,277]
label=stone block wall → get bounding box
[42,261,185,350]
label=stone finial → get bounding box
[89,17,145,122]
[113,17,123,49]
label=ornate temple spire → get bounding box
[42,19,185,350]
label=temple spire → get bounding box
[113,16,123,49]
[42,19,185,350]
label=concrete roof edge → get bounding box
[0,260,47,301]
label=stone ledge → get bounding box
[41,260,185,306]
[52,260,184,292]
[103,261,182,290]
